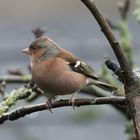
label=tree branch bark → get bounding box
[81,0,137,84]
[0,96,126,124]
[0,75,31,83]
[82,86,129,118]
[81,0,140,139]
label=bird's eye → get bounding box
[32,46,36,50]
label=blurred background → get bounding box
[0,0,139,140]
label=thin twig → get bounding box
[118,0,130,19]
[32,27,47,38]
[0,96,126,124]
[0,75,31,83]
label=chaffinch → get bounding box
[22,36,117,108]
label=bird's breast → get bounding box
[31,58,87,95]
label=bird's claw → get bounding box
[46,97,53,113]
[69,92,77,110]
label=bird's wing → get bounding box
[56,48,99,80]
[69,60,99,80]
[56,49,117,92]
[70,60,117,91]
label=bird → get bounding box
[22,36,117,109]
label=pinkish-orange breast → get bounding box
[31,57,87,95]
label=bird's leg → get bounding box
[46,96,54,113]
[69,92,77,110]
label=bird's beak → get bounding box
[22,48,30,55]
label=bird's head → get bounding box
[22,36,60,61]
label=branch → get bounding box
[81,0,136,84]
[82,86,130,118]
[0,81,45,115]
[81,0,140,139]
[0,96,126,124]
[0,75,31,83]
[0,85,32,115]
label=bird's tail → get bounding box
[86,79,117,92]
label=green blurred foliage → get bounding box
[134,0,140,24]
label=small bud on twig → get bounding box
[118,0,130,19]
[8,69,24,76]
[32,27,47,38]
[105,59,124,83]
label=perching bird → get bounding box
[22,36,117,107]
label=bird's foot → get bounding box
[46,96,53,113]
[69,92,77,110]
